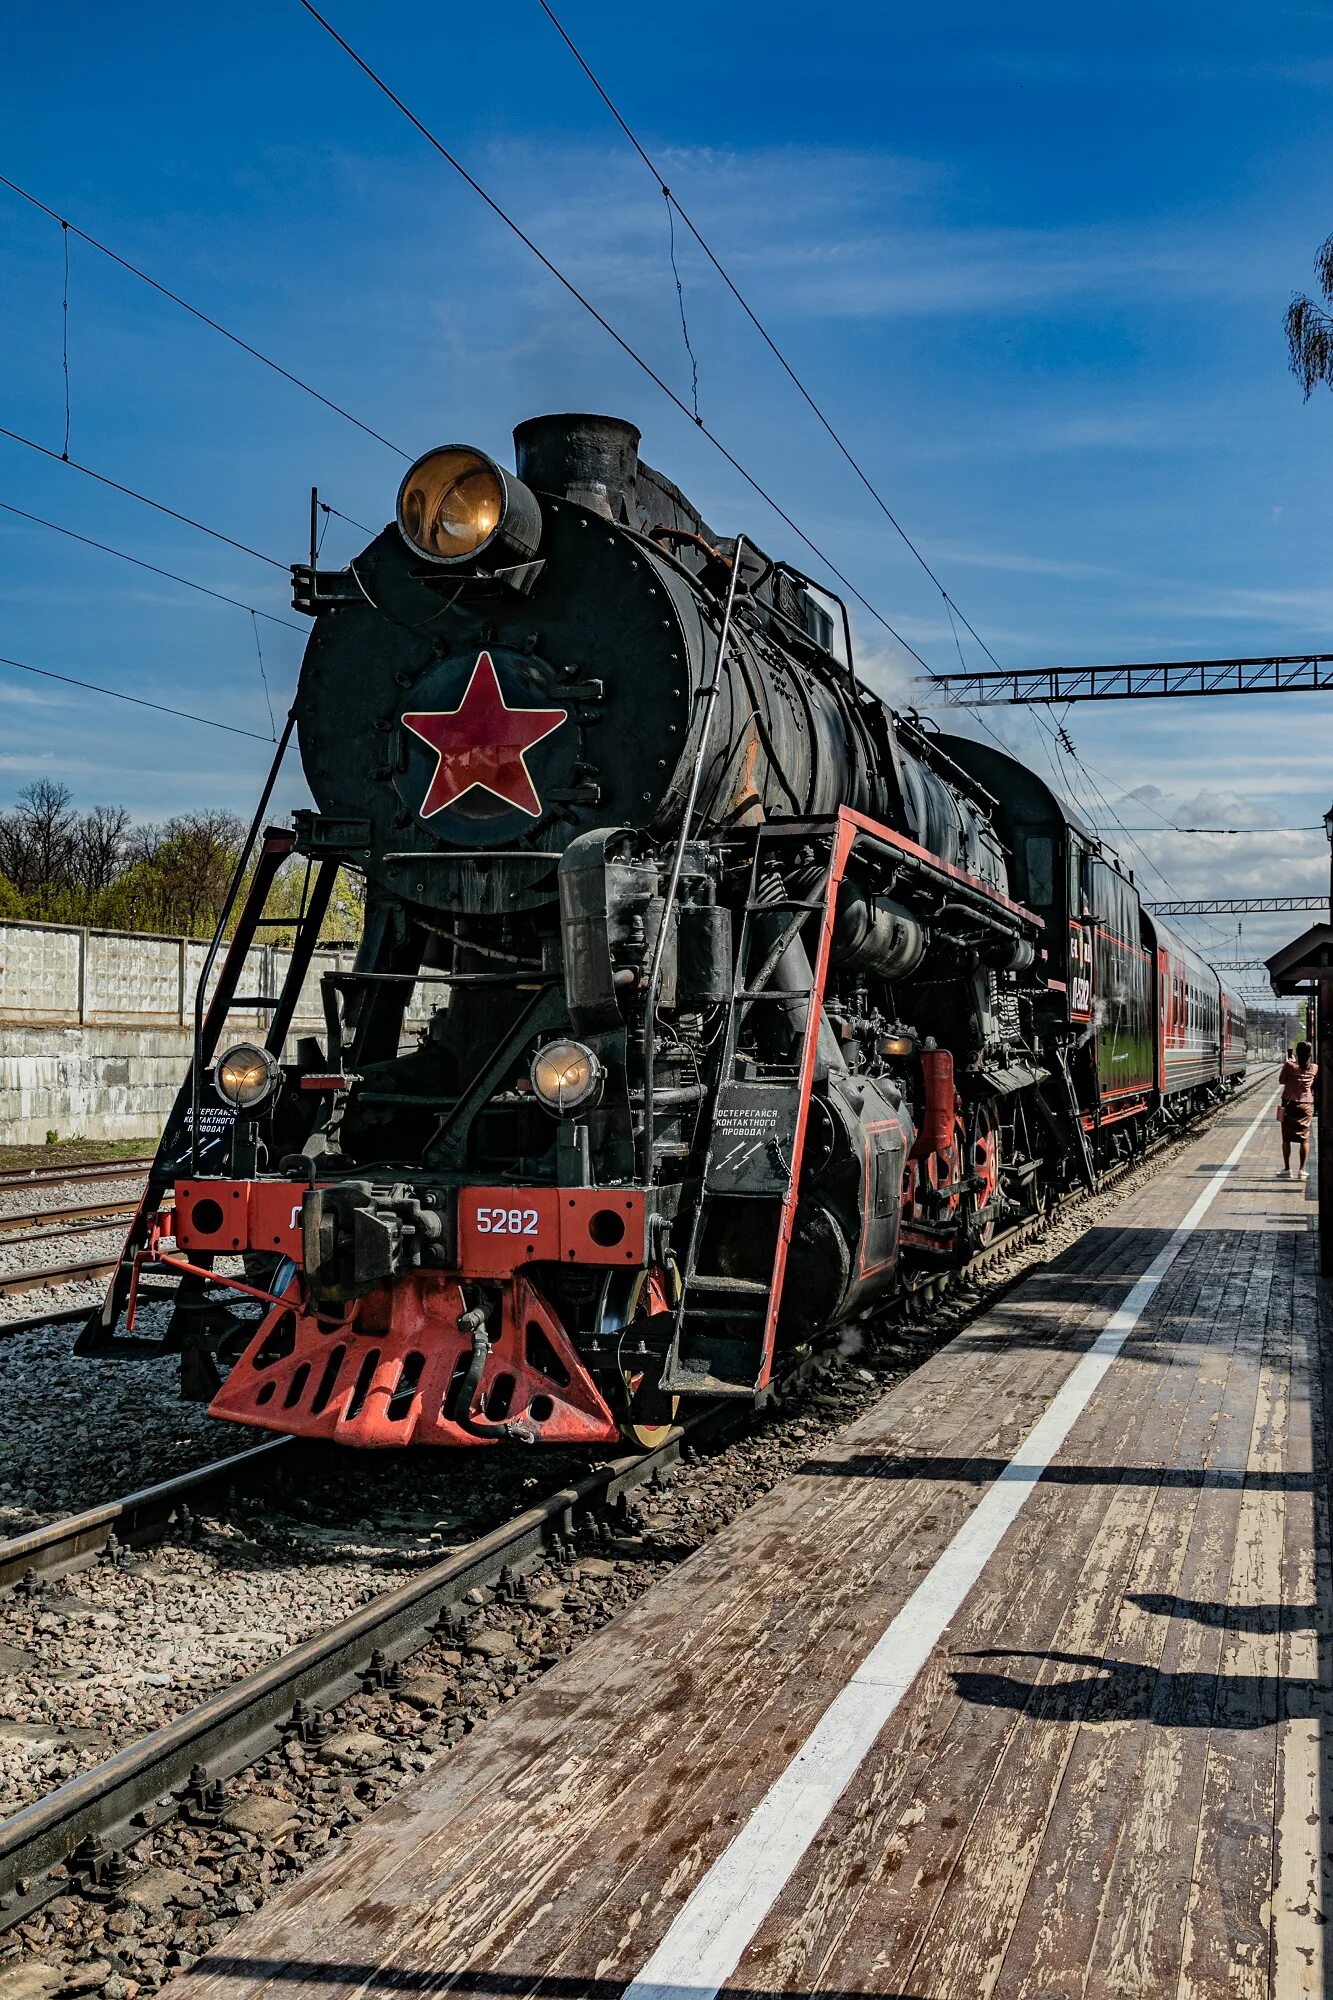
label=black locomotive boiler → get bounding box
[84,414,1247,1448]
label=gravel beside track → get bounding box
[0,1173,151,1332]
[0,1438,607,1824]
[0,1180,147,1228]
[0,1078,1272,1993]
[0,1311,248,1539]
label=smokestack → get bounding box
[513,413,641,523]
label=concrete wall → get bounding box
[0,921,430,1145]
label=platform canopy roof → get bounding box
[1264,923,1333,995]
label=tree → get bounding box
[1285,235,1333,395]
[74,804,131,896]
[0,779,77,897]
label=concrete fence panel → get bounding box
[0,920,437,1146]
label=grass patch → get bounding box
[0,1137,153,1171]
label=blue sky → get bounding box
[3,0,1333,982]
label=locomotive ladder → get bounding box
[661,818,851,1397]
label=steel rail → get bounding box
[0,1440,289,1593]
[0,1200,141,1237]
[0,1212,137,1256]
[0,1068,1272,1925]
[0,1306,99,1342]
[0,1257,118,1299]
[0,1412,733,1926]
[0,1158,152,1192]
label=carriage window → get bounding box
[1023,834,1055,907]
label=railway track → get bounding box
[0,1402,743,1926]
[0,1175,146,1308]
[0,1200,140,1241]
[0,1072,1274,1930]
[0,1256,120,1301]
[0,1440,288,1594]
[0,1157,152,1194]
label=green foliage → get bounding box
[245,860,364,947]
[0,779,365,945]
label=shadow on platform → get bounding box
[797,1454,1312,1492]
[950,1643,1323,1728]
[199,1965,929,1999]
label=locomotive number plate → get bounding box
[458,1190,560,1273]
[475,1206,541,1235]
[457,1188,646,1276]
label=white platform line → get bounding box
[623,1091,1276,2000]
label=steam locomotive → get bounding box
[83,414,1247,1448]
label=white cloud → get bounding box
[921,539,1110,580]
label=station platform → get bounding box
[182,1078,1329,1999]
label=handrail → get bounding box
[639,539,748,1182]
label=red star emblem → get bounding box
[402,652,568,819]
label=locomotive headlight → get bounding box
[396,445,542,568]
[530,1038,603,1116]
[215,1043,282,1111]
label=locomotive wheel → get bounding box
[969,1106,1001,1244]
[922,1122,964,1218]
[597,1264,681,1450]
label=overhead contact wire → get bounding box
[0,499,304,629]
[250,611,278,739]
[528,0,1085,799]
[0,425,287,570]
[0,654,278,741]
[292,0,934,676]
[319,499,377,538]
[534,0,1011,682]
[0,173,409,459]
[60,219,71,459]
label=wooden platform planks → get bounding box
[180,1084,1328,2000]
[759,1161,1264,1996]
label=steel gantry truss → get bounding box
[1145,895,1329,916]
[917,653,1333,705]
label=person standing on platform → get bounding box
[1278,1040,1318,1179]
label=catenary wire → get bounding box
[319,499,378,538]
[0,654,279,741]
[290,5,1260,972]
[60,219,71,459]
[292,0,938,678]
[533,0,1014,681]
[0,173,410,460]
[0,424,287,570]
[0,498,304,629]
[528,0,1163,826]
[1062,757,1234,952]
[1067,747,1284,945]
[250,611,278,738]
[1112,824,1319,835]
[532,0,1268,913]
